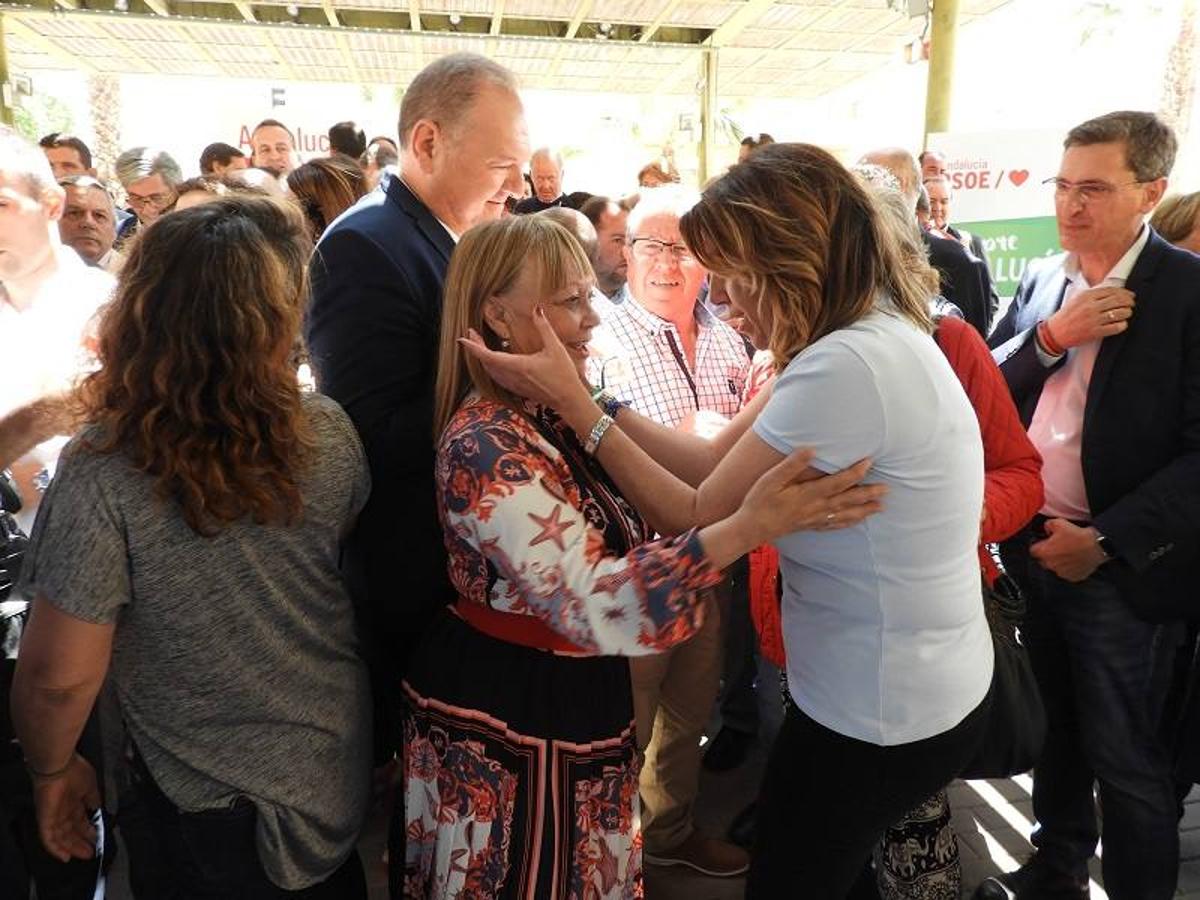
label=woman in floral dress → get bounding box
[401,215,885,899]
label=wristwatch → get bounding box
[1095,530,1119,562]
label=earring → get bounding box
[501,339,511,349]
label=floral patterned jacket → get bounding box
[436,395,719,656]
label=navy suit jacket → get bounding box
[988,228,1200,621]
[306,173,457,733]
[924,230,995,338]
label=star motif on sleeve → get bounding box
[594,569,636,596]
[528,504,575,551]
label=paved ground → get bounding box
[361,659,1200,899]
[103,762,1200,899]
[103,658,1200,898]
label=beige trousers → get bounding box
[631,590,724,852]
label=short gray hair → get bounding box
[59,174,116,209]
[850,162,901,194]
[530,147,564,171]
[1065,111,1177,182]
[626,184,699,238]
[922,174,951,197]
[398,53,519,149]
[859,148,921,212]
[0,128,56,198]
[115,147,183,189]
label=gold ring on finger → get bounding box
[1107,309,1115,321]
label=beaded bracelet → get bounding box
[1037,318,1065,357]
[592,389,627,420]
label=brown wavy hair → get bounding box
[680,143,933,372]
[76,196,316,535]
[286,155,367,239]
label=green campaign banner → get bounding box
[958,216,1061,298]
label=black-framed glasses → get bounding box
[127,191,175,210]
[629,236,697,265]
[1042,177,1145,204]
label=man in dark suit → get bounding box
[926,174,991,267]
[304,53,528,893]
[923,228,994,336]
[861,146,996,336]
[978,111,1199,900]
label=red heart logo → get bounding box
[1009,169,1030,186]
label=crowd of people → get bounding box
[1,49,1199,900]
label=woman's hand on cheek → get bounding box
[459,306,591,411]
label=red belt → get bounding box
[453,599,587,655]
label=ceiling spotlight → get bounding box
[598,22,612,33]
[114,0,128,9]
[286,3,299,16]
[449,13,462,25]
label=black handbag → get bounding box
[959,570,1048,779]
[0,469,28,602]
[1,469,29,759]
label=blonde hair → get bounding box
[434,215,594,439]
[680,142,933,372]
[1150,191,1200,246]
[864,186,941,301]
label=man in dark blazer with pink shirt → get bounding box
[982,111,1200,900]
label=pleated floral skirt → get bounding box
[399,610,644,900]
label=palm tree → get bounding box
[1159,0,1198,145]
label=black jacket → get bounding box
[988,228,1200,621]
[924,230,995,338]
[305,173,457,723]
[514,194,572,214]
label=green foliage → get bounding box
[10,92,73,142]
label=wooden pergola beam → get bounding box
[707,0,775,46]
[5,14,97,72]
[490,0,504,36]
[638,0,682,43]
[564,0,592,40]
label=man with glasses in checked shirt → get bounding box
[980,110,1200,900]
[587,185,753,878]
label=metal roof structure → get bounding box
[0,0,1010,98]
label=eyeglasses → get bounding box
[629,237,697,265]
[127,191,175,210]
[1043,177,1145,205]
